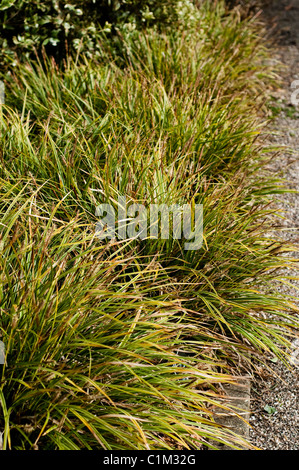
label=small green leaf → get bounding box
[270,357,278,363]
[264,405,276,415]
[0,0,16,11]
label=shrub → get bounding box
[0,0,195,66]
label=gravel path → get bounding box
[248,0,299,450]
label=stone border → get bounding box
[206,377,251,450]
[214,379,251,449]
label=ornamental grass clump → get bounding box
[0,0,298,450]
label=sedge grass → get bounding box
[0,0,298,450]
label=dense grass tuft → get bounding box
[0,1,298,449]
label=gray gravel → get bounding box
[248,0,299,450]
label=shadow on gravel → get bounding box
[258,0,299,46]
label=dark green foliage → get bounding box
[0,0,183,65]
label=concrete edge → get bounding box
[208,377,252,450]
